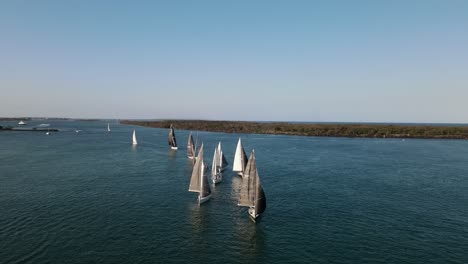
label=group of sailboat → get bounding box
[185,133,266,222]
[127,123,178,149]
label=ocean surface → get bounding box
[1,120,467,264]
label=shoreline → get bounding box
[121,120,468,140]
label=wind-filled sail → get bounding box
[255,176,266,215]
[189,144,204,193]
[200,161,211,198]
[217,142,228,170]
[233,138,247,174]
[238,150,257,207]
[211,147,222,183]
[107,123,111,132]
[221,151,228,168]
[132,130,138,145]
[187,132,195,158]
[168,124,177,148]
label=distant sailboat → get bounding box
[107,123,111,132]
[168,124,178,150]
[187,132,195,159]
[18,120,26,126]
[238,150,266,222]
[132,129,138,145]
[233,138,247,176]
[45,128,50,135]
[188,144,211,204]
[211,148,222,184]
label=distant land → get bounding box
[121,120,468,140]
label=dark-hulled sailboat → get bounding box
[168,124,178,150]
[238,150,266,222]
[188,144,212,204]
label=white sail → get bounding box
[238,150,255,207]
[187,132,195,159]
[211,147,222,184]
[132,130,138,145]
[189,144,204,193]
[168,124,177,150]
[107,123,111,132]
[233,138,247,175]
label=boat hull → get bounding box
[171,146,178,150]
[212,176,222,184]
[248,207,262,222]
[198,193,212,204]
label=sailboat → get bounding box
[168,124,178,150]
[45,128,50,135]
[217,142,228,172]
[188,144,211,204]
[18,120,27,126]
[187,132,196,159]
[132,129,138,145]
[107,123,111,132]
[211,148,222,184]
[233,138,248,176]
[238,150,266,222]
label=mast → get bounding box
[211,148,218,182]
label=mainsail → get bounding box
[107,123,111,132]
[200,159,211,198]
[238,150,256,207]
[187,132,195,159]
[217,142,228,170]
[132,130,138,145]
[168,124,177,149]
[189,144,204,193]
[233,138,247,175]
[211,147,222,183]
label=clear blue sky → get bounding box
[1,0,467,122]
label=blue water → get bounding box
[1,120,467,263]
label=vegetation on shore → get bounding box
[121,120,468,139]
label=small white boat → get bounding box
[18,120,27,126]
[132,129,138,145]
[75,129,81,133]
[107,123,111,132]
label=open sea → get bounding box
[1,120,467,264]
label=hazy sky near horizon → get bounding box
[1,1,467,122]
